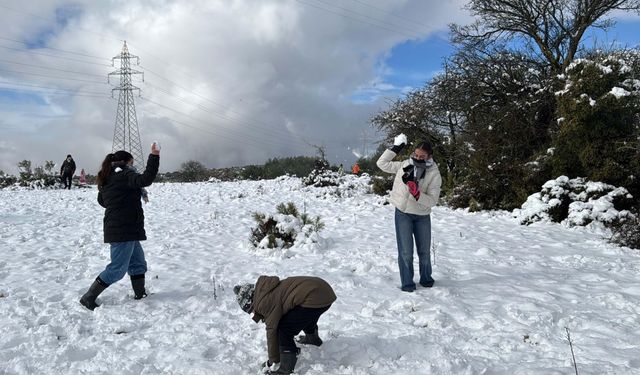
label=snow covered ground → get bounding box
[1,176,639,375]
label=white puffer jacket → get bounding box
[376,149,442,215]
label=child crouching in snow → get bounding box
[79,143,160,311]
[234,275,336,374]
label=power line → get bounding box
[139,96,308,152]
[143,81,315,149]
[0,67,109,85]
[0,86,111,99]
[0,58,106,79]
[347,0,432,30]
[0,80,108,95]
[0,3,122,43]
[139,96,314,151]
[0,36,109,61]
[296,0,424,39]
[0,44,112,67]
[140,66,327,146]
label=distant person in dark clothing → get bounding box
[60,154,76,189]
[79,143,160,311]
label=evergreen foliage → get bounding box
[0,171,17,188]
[250,202,324,249]
[552,50,640,198]
[611,206,640,250]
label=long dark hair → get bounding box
[97,150,133,188]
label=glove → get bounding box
[261,360,278,373]
[407,181,420,200]
[390,133,407,154]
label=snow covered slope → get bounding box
[1,177,639,374]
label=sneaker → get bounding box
[401,286,415,292]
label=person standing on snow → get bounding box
[234,275,336,375]
[60,154,76,189]
[376,134,442,292]
[351,162,360,174]
[79,168,87,185]
[79,143,160,311]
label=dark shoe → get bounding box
[80,278,108,311]
[420,280,435,288]
[267,350,298,374]
[130,274,147,299]
[297,328,323,346]
[401,286,415,292]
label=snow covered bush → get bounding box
[611,207,640,250]
[0,171,17,189]
[250,202,324,249]
[371,175,394,196]
[514,176,633,227]
[303,167,341,187]
[15,160,61,189]
[303,171,372,198]
[552,50,640,199]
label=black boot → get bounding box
[130,274,147,300]
[267,350,298,374]
[80,277,108,311]
[297,328,323,346]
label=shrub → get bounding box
[611,207,640,250]
[180,160,209,182]
[250,202,324,249]
[0,171,17,188]
[552,51,640,198]
[14,160,61,189]
[371,175,393,196]
[514,176,634,227]
[303,167,341,187]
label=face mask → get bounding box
[411,157,427,166]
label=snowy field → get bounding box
[1,176,639,375]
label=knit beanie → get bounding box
[233,283,255,313]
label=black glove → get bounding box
[390,134,407,154]
[401,165,413,184]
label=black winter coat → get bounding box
[61,159,76,175]
[97,154,159,243]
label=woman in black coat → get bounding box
[80,143,160,311]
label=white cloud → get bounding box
[0,0,470,173]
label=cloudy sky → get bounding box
[0,0,638,174]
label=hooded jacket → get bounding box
[97,154,159,243]
[251,275,336,363]
[376,149,442,215]
[60,158,76,176]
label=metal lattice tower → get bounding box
[108,41,145,171]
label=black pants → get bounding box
[62,173,72,189]
[277,305,331,352]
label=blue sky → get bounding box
[376,17,640,99]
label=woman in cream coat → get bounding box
[377,134,442,292]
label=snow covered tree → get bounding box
[452,0,640,74]
[552,49,640,198]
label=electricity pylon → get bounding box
[108,41,145,171]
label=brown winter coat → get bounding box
[251,275,337,363]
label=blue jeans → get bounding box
[98,241,147,285]
[394,208,433,291]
